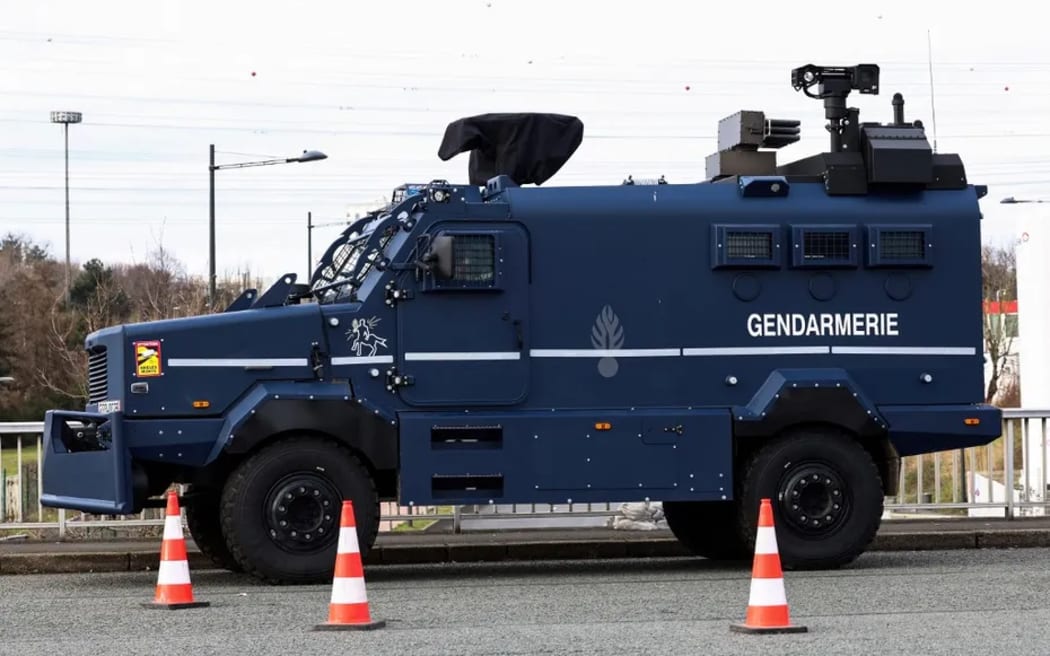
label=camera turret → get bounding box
[790,64,879,153]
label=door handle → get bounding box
[503,312,524,350]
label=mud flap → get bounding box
[40,410,134,515]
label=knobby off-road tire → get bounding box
[736,428,884,570]
[184,485,243,572]
[662,500,751,561]
[219,435,380,585]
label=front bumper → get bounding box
[881,403,1004,457]
[40,409,134,515]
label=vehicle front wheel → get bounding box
[736,428,884,570]
[219,435,379,585]
[184,485,242,573]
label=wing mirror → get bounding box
[421,234,455,279]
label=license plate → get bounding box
[97,400,121,414]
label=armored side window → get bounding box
[866,224,933,267]
[711,224,781,269]
[423,230,503,291]
[452,234,495,283]
[790,225,859,268]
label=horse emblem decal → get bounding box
[346,316,388,357]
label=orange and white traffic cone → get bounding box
[313,500,385,631]
[142,489,209,610]
[730,498,807,634]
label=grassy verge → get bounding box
[1,447,40,474]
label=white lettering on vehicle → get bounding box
[746,313,900,337]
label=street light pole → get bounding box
[50,111,82,303]
[209,144,216,306]
[207,147,328,309]
[307,211,312,276]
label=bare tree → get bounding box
[982,244,1018,404]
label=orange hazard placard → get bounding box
[134,340,162,377]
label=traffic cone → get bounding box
[142,489,209,610]
[730,498,807,634]
[313,500,385,631]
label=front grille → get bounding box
[87,348,108,404]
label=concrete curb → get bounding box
[5,528,1050,575]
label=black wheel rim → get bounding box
[778,461,850,537]
[264,472,342,553]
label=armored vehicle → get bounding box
[41,63,1002,583]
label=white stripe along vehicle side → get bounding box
[405,351,521,361]
[167,346,976,367]
[167,358,308,367]
[830,346,976,356]
[682,346,830,356]
[331,355,394,365]
[530,348,680,358]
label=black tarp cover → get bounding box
[437,113,584,186]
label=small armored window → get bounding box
[802,231,851,261]
[726,231,773,260]
[866,224,933,267]
[711,225,780,269]
[879,231,925,260]
[790,225,858,268]
[453,234,495,282]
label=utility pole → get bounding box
[209,144,216,308]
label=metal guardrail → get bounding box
[2,409,1046,539]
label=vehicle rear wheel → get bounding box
[663,501,750,561]
[736,428,884,570]
[219,435,379,585]
[184,485,242,572]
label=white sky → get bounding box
[1,0,1048,284]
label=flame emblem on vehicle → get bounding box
[591,304,624,378]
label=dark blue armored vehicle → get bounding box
[41,64,1002,583]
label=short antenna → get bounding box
[927,29,939,153]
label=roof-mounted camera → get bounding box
[791,64,879,152]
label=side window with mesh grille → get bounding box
[427,230,503,291]
[711,224,781,269]
[866,225,933,267]
[452,234,495,283]
[790,225,859,268]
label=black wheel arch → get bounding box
[190,398,399,499]
[732,383,900,498]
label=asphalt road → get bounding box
[2,548,1049,655]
